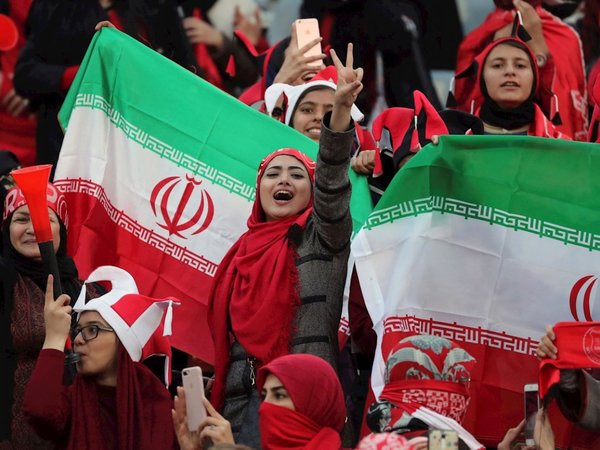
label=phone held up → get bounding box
[428,429,459,450]
[182,366,207,432]
[524,383,540,446]
[294,18,322,67]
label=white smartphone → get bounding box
[182,366,207,432]
[524,383,540,446]
[294,18,322,67]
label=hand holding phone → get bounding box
[182,366,207,432]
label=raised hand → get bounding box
[42,275,72,350]
[330,43,363,109]
[351,150,375,175]
[329,43,363,131]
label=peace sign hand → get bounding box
[330,43,363,110]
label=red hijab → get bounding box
[68,345,175,450]
[256,354,346,450]
[209,149,316,409]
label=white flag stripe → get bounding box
[354,210,600,396]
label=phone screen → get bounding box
[524,388,539,443]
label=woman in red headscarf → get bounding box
[454,0,587,140]
[208,44,362,448]
[173,353,347,450]
[457,36,567,139]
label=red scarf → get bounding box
[539,321,600,398]
[67,346,175,450]
[259,403,342,450]
[209,149,316,409]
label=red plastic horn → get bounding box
[11,165,78,364]
[11,165,54,242]
[0,14,18,51]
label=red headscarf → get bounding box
[209,149,316,409]
[256,353,346,450]
[67,346,175,449]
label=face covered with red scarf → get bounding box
[256,354,346,450]
[257,149,316,223]
[367,335,476,435]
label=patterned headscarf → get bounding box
[367,334,476,433]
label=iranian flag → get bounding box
[352,135,600,448]
[54,28,372,364]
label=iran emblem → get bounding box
[150,175,214,239]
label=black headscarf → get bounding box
[478,40,537,131]
[0,212,80,441]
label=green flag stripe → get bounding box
[373,135,600,237]
[365,195,600,251]
[75,93,256,202]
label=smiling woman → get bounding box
[208,44,363,448]
[263,65,364,143]
[0,183,98,449]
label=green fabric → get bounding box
[367,135,600,244]
[59,28,372,231]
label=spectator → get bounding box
[207,45,361,447]
[179,0,259,93]
[454,0,588,140]
[22,266,178,449]
[173,353,347,450]
[0,182,101,448]
[264,65,363,143]
[13,0,198,178]
[454,35,567,138]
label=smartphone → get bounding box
[294,18,322,67]
[524,383,540,445]
[182,366,207,432]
